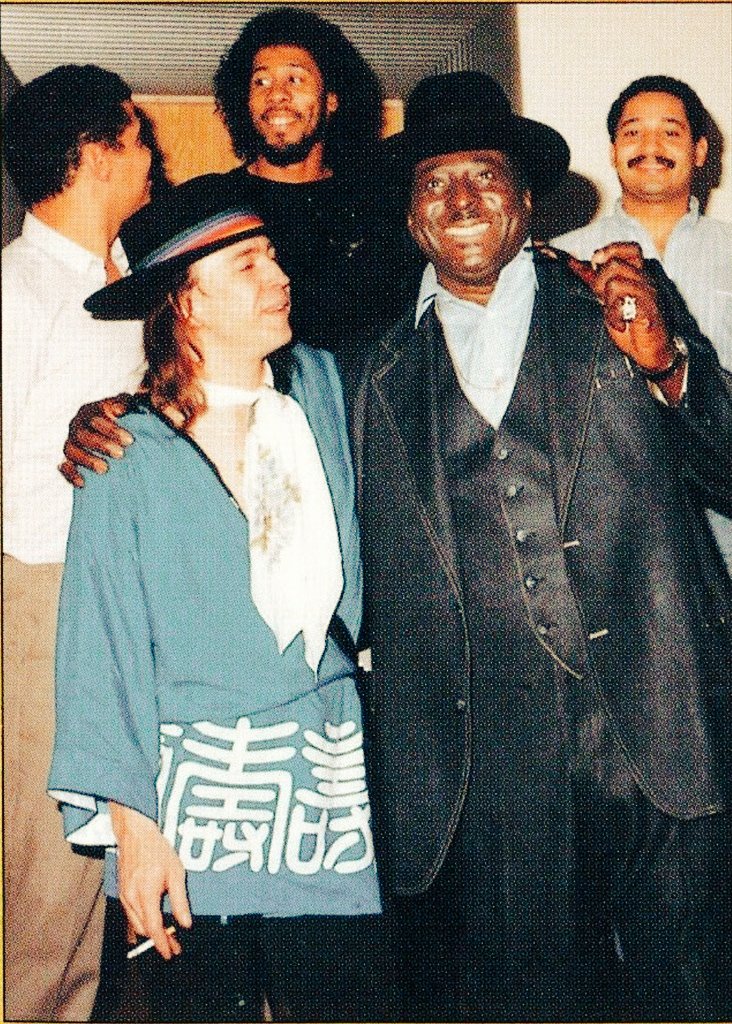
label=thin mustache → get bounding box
[627,155,675,169]
[448,209,486,224]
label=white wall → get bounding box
[517,2,732,222]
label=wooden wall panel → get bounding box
[135,96,240,185]
[382,98,404,139]
[134,96,404,185]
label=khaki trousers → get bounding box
[3,555,104,1021]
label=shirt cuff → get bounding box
[646,357,689,406]
[48,789,116,847]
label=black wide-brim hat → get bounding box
[392,72,570,196]
[85,177,270,320]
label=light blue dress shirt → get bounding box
[416,245,538,429]
[555,198,732,366]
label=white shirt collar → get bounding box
[614,195,700,228]
[203,362,275,408]
[427,244,538,430]
[415,241,537,327]
[415,263,439,327]
[22,212,128,282]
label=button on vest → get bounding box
[437,316,590,683]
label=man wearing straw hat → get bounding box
[355,71,732,1022]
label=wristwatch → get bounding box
[635,336,689,383]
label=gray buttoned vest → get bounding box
[433,315,634,970]
[436,309,591,689]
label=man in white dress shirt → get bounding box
[555,75,732,570]
[1,64,151,1021]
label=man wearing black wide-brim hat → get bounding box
[356,71,732,1022]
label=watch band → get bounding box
[635,336,689,383]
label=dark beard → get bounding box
[254,109,327,167]
[259,135,320,167]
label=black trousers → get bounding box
[386,804,731,1023]
[93,899,400,1022]
[382,662,732,1024]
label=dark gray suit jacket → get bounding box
[354,253,732,896]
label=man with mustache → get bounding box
[356,71,732,1022]
[555,76,732,571]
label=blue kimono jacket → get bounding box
[49,344,381,918]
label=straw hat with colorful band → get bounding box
[85,177,269,320]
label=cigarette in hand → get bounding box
[127,925,176,959]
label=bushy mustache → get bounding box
[627,155,675,169]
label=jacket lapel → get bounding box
[532,257,605,528]
[371,307,462,592]
[368,259,603,576]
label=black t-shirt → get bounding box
[185,166,422,377]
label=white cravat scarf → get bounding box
[204,367,344,673]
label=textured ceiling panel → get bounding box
[0,2,501,99]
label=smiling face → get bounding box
[408,149,532,304]
[611,91,708,207]
[184,235,292,369]
[248,44,338,166]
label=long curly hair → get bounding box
[214,7,382,180]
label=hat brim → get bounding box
[387,113,570,196]
[85,224,268,320]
